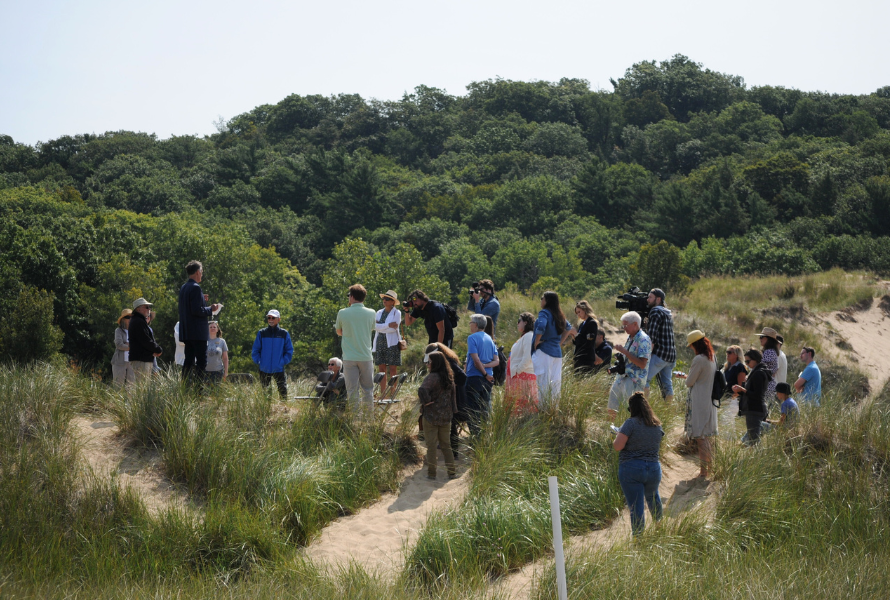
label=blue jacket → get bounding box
[252,326,294,373]
[178,279,212,341]
[473,295,501,334]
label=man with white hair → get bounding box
[321,357,346,403]
[608,311,652,421]
[464,313,499,435]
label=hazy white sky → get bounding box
[2,0,888,147]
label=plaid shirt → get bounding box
[644,305,676,363]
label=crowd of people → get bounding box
[110,263,825,529]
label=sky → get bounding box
[2,0,888,147]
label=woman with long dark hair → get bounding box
[732,349,771,445]
[424,342,467,458]
[418,351,458,480]
[532,291,571,406]
[613,391,665,535]
[679,330,718,479]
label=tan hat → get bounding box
[132,297,153,310]
[756,327,778,340]
[686,330,705,346]
[117,308,132,325]
[379,290,400,305]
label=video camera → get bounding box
[615,287,650,321]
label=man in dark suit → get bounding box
[178,260,221,381]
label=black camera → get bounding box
[469,287,480,295]
[607,354,626,375]
[403,298,416,310]
[615,287,650,321]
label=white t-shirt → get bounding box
[776,350,788,384]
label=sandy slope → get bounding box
[70,416,190,515]
[820,294,890,393]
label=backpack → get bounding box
[441,302,460,328]
[711,366,727,407]
[492,345,507,386]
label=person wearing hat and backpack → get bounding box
[128,298,163,381]
[373,290,403,399]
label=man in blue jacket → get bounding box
[178,260,221,382]
[252,309,294,399]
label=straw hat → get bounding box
[756,327,779,340]
[117,308,132,325]
[379,290,400,305]
[686,330,705,346]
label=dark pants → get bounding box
[745,413,765,445]
[260,371,288,399]
[182,339,207,382]
[465,376,492,436]
[450,420,460,458]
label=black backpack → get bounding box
[441,302,460,328]
[492,345,507,386]
[711,366,727,407]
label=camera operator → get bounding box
[643,288,677,402]
[405,289,454,348]
[469,279,500,337]
[608,312,652,422]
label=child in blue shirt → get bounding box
[775,382,799,426]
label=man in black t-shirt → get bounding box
[404,289,454,348]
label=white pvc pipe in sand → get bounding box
[548,475,568,600]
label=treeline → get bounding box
[2,55,890,370]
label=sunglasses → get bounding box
[122,316,131,320]
[266,316,277,320]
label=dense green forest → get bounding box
[2,55,889,373]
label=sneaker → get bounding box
[447,473,458,480]
[426,474,436,480]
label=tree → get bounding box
[628,240,688,293]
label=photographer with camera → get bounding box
[608,312,652,422]
[643,289,677,402]
[469,279,500,337]
[405,289,454,348]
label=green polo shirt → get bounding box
[335,302,376,362]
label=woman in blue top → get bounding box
[532,291,571,407]
[613,391,665,535]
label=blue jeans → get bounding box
[646,353,676,397]
[618,459,663,535]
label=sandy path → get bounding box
[304,450,471,577]
[491,443,707,600]
[70,416,190,515]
